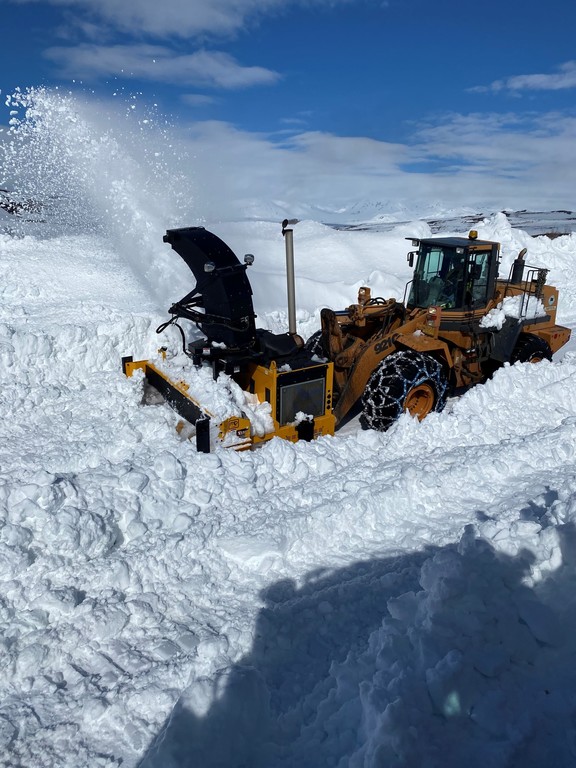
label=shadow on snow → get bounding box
[137,522,576,768]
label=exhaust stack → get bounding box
[510,248,527,284]
[282,218,299,337]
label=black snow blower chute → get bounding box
[123,223,335,451]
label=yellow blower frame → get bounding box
[123,355,336,452]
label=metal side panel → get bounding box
[143,363,209,426]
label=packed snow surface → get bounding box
[2,90,576,768]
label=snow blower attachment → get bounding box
[123,224,335,451]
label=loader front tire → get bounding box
[362,350,448,431]
[511,334,552,364]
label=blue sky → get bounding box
[2,0,576,218]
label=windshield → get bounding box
[408,245,467,309]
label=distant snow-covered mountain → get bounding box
[228,197,576,237]
[328,207,576,237]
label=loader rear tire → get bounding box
[362,350,448,432]
[511,334,552,364]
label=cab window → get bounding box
[467,251,490,306]
[408,246,467,309]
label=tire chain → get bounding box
[362,350,448,431]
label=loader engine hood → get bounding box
[163,226,257,349]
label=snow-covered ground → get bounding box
[2,90,576,768]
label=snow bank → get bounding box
[2,213,576,768]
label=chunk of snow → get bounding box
[480,294,547,330]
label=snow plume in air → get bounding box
[0,86,195,305]
[1,87,104,235]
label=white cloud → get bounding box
[413,111,576,169]
[394,110,576,210]
[8,0,353,93]
[10,0,353,38]
[44,44,280,88]
[471,61,576,94]
[162,120,413,219]
[177,111,576,218]
[4,88,576,223]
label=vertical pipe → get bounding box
[284,228,297,336]
[510,248,527,284]
[282,219,298,337]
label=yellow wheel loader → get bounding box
[316,231,570,431]
[124,224,571,450]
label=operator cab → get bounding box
[406,232,500,311]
